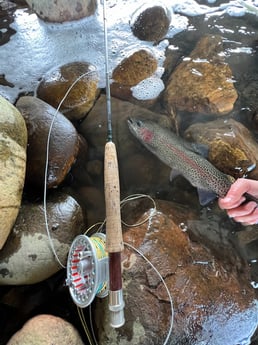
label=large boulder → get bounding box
[94,200,258,344]
[0,96,27,249]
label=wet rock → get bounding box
[25,0,97,23]
[112,49,158,86]
[130,3,171,42]
[163,34,238,115]
[6,314,84,345]
[16,96,82,190]
[0,96,27,250]
[184,118,258,179]
[37,62,100,120]
[0,192,85,285]
[94,200,258,345]
[111,49,162,108]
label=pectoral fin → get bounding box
[197,189,217,206]
[170,169,182,181]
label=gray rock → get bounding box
[0,192,85,285]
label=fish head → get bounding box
[127,117,155,144]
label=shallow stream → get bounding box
[1,0,258,344]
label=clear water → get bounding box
[0,0,257,103]
[1,1,258,343]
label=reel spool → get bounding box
[66,233,109,308]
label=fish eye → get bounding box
[136,120,143,127]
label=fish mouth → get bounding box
[127,117,136,131]
[127,117,143,129]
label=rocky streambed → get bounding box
[1,0,258,344]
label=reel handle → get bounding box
[104,141,124,253]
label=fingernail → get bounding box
[223,196,232,202]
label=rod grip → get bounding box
[104,141,124,253]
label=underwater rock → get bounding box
[184,118,258,179]
[0,96,27,250]
[130,3,171,42]
[6,314,84,345]
[16,96,82,190]
[0,192,85,285]
[94,200,258,345]
[37,61,100,121]
[163,34,238,115]
[25,0,97,23]
[79,94,172,199]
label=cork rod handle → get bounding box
[104,141,124,253]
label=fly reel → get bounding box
[66,233,109,308]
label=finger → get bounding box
[230,202,258,225]
[218,195,246,210]
[219,178,256,209]
[227,201,257,218]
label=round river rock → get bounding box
[16,96,81,190]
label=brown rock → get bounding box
[16,96,81,190]
[112,49,158,86]
[163,35,238,115]
[7,314,84,345]
[37,61,100,120]
[130,4,171,42]
[184,118,258,179]
[94,200,258,344]
[0,96,27,250]
[25,0,97,23]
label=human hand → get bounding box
[218,178,258,225]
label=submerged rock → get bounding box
[78,95,172,201]
[0,96,27,250]
[37,61,100,121]
[184,118,258,179]
[25,0,97,23]
[0,192,84,285]
[7,314,84,345]
[94,200,258,345]
[163,34,238,115]
[16,96,82,190]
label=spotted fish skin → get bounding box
[127,117,232,205]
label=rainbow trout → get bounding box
[127,117,258,205]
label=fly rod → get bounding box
[103,0,125,328]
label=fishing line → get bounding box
[43,70,96,268]
[120,193,157,227]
